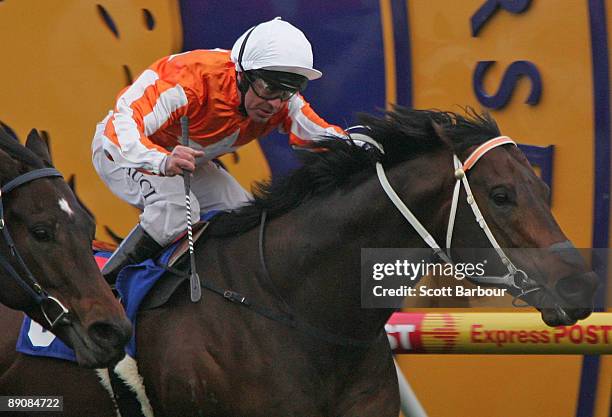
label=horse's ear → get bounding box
[431,121,454,150]
[25,129,53,165]
[0,121,19,141]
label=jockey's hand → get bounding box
[163,145,205,176]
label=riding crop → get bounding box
[180,115,202,302]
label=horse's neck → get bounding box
[265,153,453,342]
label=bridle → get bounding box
[0,167,72,328]
[352,132,558,308]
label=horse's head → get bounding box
[450,132,598,325]
[0,127,131,367]
[359,108,599,326]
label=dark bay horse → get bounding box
[133,107,596,416]
[0,108,598,416]
[0,127,131,368]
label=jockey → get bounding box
[92,17,344,282]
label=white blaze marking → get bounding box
[58,198,74,217]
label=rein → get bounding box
[0,168,71,328]
[256,210,383,348]
[162,210,381,349]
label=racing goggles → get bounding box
[245,74,299,102]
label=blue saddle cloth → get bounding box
[17,243,178,361]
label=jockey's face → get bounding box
[241,75,287,123]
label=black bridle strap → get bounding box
[0,168,68,324]
[0,251,45,302]
[1,168,63,194]
[0,168,64,254]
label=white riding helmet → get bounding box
[230,17,322,80]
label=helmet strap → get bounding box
[236,25,259,116]
[237,25,258,73]
[237,73,250,116]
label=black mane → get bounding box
[0,126,45,171]
[208,106,500,236]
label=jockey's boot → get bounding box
[102,224,163,285]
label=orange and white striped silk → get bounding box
[100,49,344,174]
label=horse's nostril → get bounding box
[570,308,592,321]
[556,274,598,306]
[557,276,583,294]
[88,320,131,349]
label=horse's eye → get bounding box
[491,191,510,206]
[30,226,54,242]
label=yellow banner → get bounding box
[387,312,612,354]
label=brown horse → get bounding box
[132,108,596,416]
[0,108,599,416]
[0,127,130,368]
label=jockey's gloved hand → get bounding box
[163,145,205,176]
[345,127,384,154]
